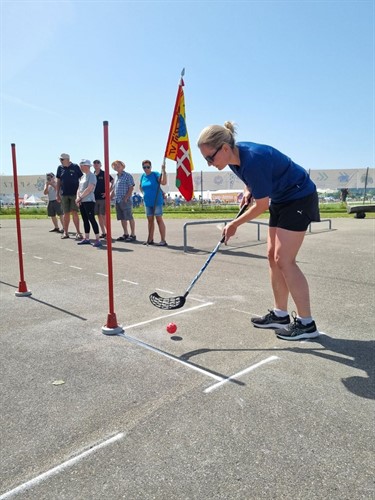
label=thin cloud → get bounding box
[1,93,62,117]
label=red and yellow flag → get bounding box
[164,76,194,201]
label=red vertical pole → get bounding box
[102,122,123,334]
[11,143,32,297]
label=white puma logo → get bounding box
[297,210,303,215]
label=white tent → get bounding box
[317,188,337,194]
[24,194,46,205]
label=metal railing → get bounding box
[183,218,332,252]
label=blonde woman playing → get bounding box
[197,122,320,341]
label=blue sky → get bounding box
[1,0,373,177]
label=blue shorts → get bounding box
[145,205,163,217]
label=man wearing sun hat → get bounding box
[56,153,83,240]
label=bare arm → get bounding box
[222,197,269,244]
[76,182,95,205]
[56,178,61,202]
[160,163,167,186]
[124,185,134,201]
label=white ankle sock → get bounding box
[297,316,313,325]
[273,308,289,318]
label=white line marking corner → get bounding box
[204,355,279,394]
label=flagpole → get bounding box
[154,68,185,219]
[145,69,186,245]
[163,67,193,202]
[163,68,185,163]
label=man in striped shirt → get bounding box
[111,160,136,242]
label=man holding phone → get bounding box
[43,172,64,233]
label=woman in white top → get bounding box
[76,160,102,247]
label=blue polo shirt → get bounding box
[56,163,83,196]
[229,142,316,203]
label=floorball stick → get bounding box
[149,203,249,310]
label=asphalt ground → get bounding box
[0,216,374,499]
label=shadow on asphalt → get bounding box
[180,336,374,401]
[0,282,87,320]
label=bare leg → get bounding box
[72,211,82,234]
[147,215,155,241]
[268,228,289,311]
[63,212,71,234]
[51,215,59,229]
[156,215,166,242]
[98,214,106,234]
[129,219,135,236]
[270,227,312,317]
[121,220,128,235]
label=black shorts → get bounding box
[47,200,62,217]
[269,191,320,232]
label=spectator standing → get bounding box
[56,153,83,240]
[111,160,136,242]
[139,160,167,246]
[340,188,349,203]
[93,160,113,239]
[76,160,102,247]
[132,192,142,208]
[43,172,64,233]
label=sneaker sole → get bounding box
[252,322,290,329]
[276,331,320,340]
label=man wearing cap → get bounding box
[76,160,102,247]
[93,160,114,239]
[56,153,84,239]
[43,172,64,233]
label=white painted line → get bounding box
[69,266,82,270]
[97,273,108,277]
[0,433,124,500]
[125,301,213,330]
[189,297,207,303]
[249,311,262,317]
[204,356,279,394]
[122,279,138,285]
[232,308,252,315]
[52,261,62,265]
[155,288,174,294]
[5,248,14,252]
[122,334,223,381]
[33,256,43,260]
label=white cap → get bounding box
[79,159,92,167]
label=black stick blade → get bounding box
[149,292,186,310]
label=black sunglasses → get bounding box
[142,165,151,169]
[204,144,223,164]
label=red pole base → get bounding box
[106,312,119,329]
[15,281,32,297]
[102,313,124,336]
